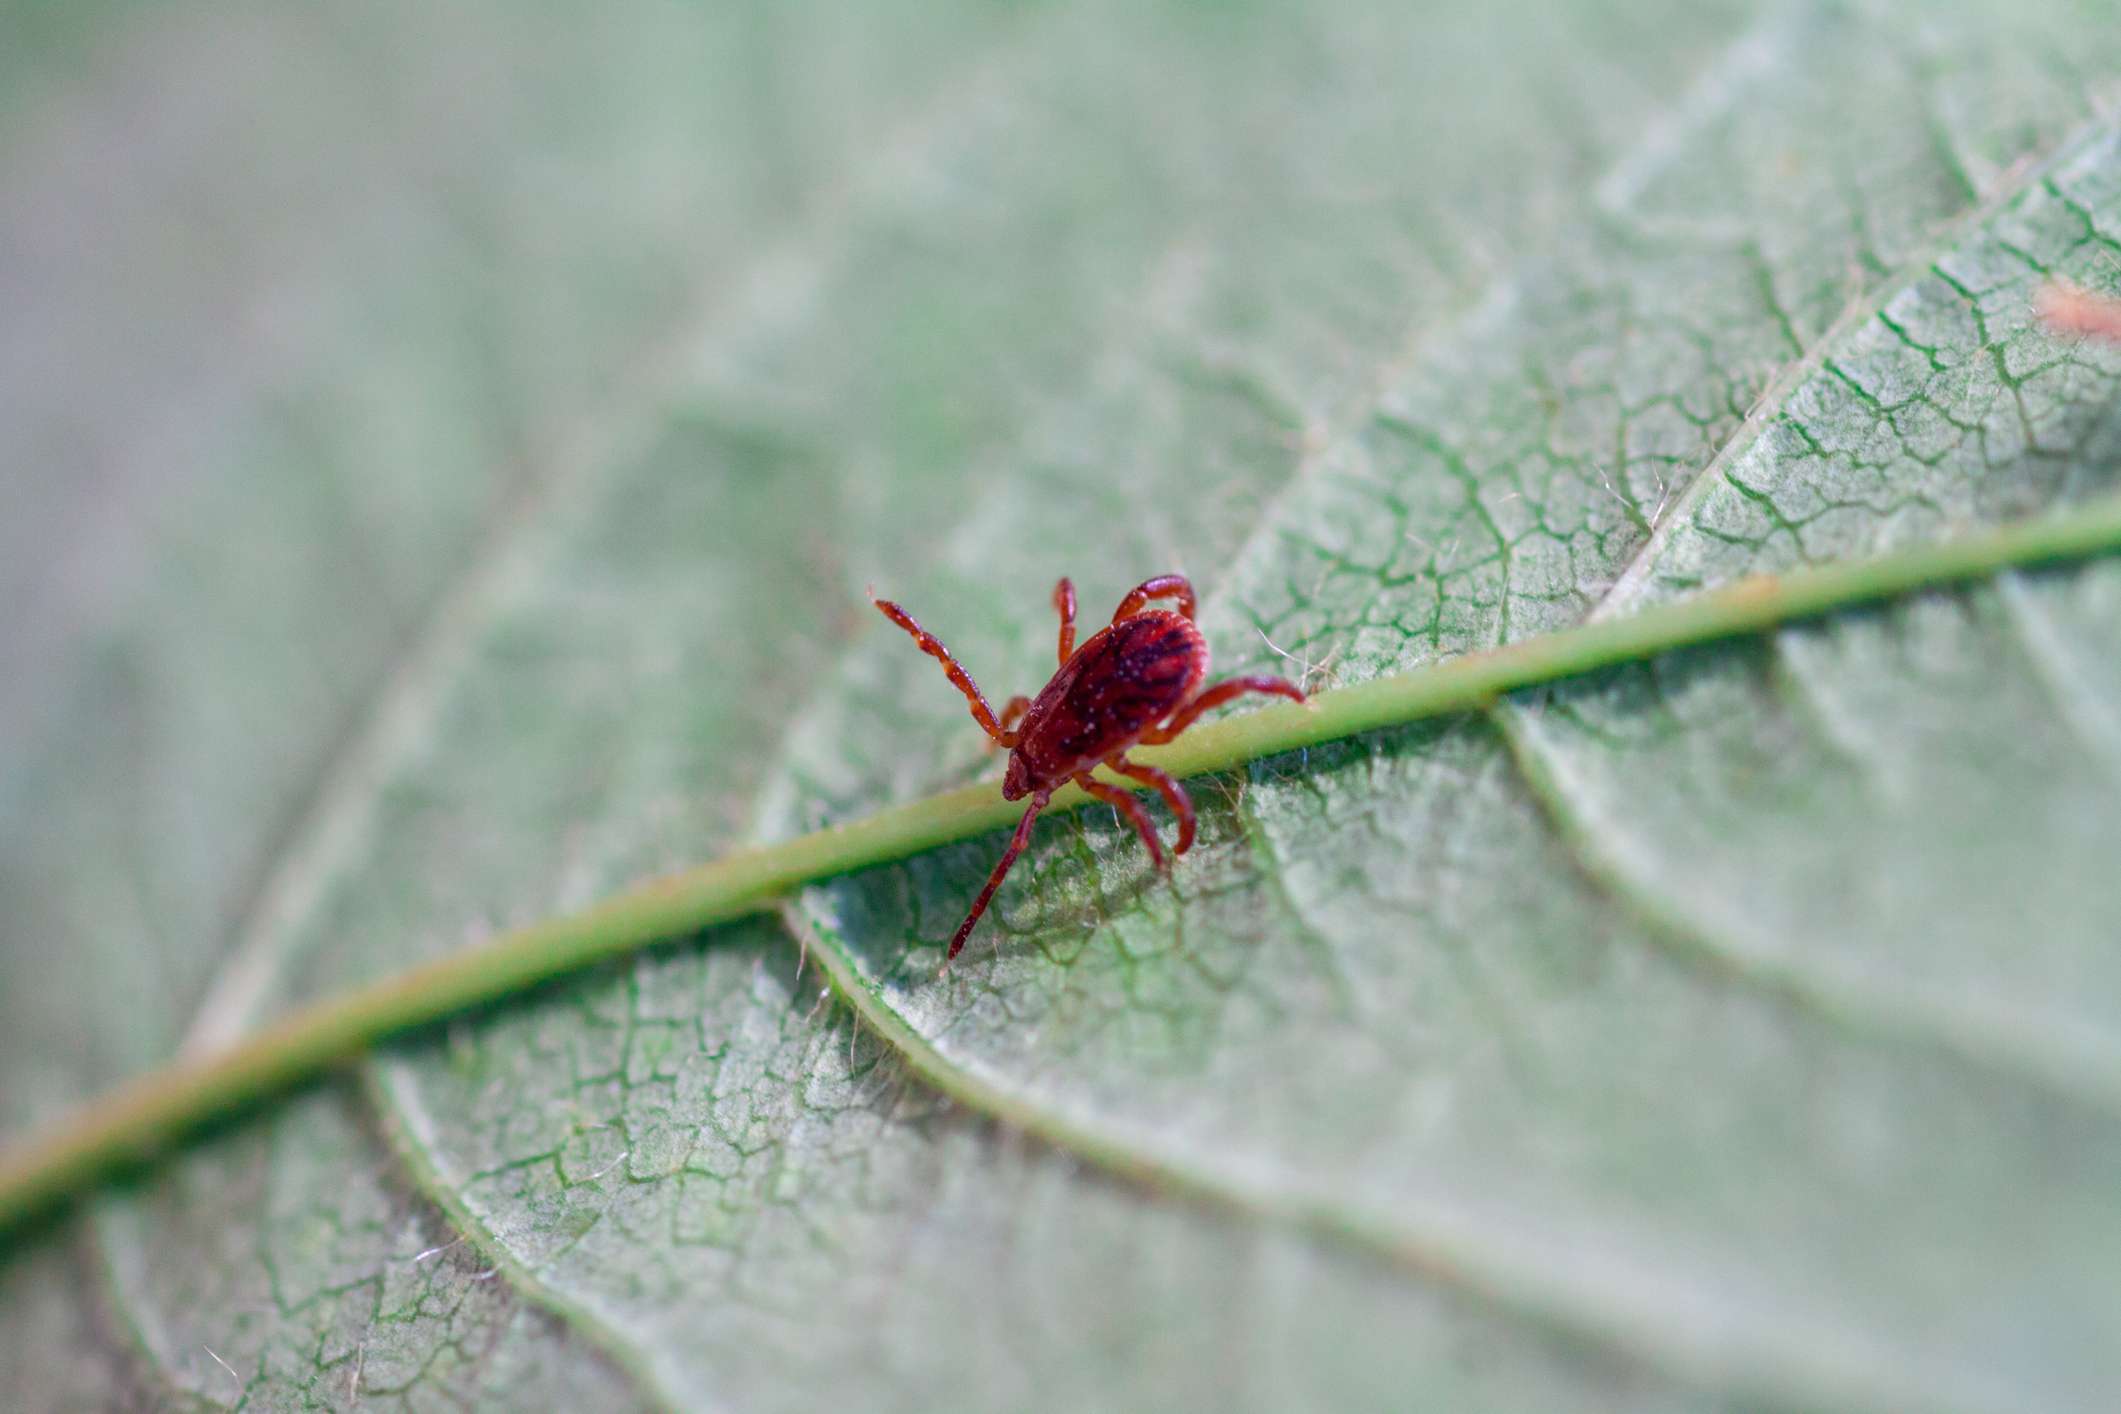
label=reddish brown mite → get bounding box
[874,573,1307,963]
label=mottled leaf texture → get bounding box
[5,1,2121,1409]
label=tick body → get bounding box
[873,574,1306,962]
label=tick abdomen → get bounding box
[1015,610,1207,782]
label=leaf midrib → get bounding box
[7,496,2117,1236]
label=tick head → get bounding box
[1001,747,1034,801]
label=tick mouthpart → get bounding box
[1001,750,1033,800]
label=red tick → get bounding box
[873,573,1307,963]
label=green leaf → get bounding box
[6,1,2121,1409]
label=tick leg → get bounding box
[948,792,1050,962]
[1110,573,1197,624]
[1053,577,1078,663]
[988,695,1031,751]
[1076,772,1167,872]
[1109,756,1194,855]
[873,598,1014,746]
[1141,675,1306,744]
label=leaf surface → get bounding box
[5,2,2121,1409]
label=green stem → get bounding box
[6,497,2121,1241]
